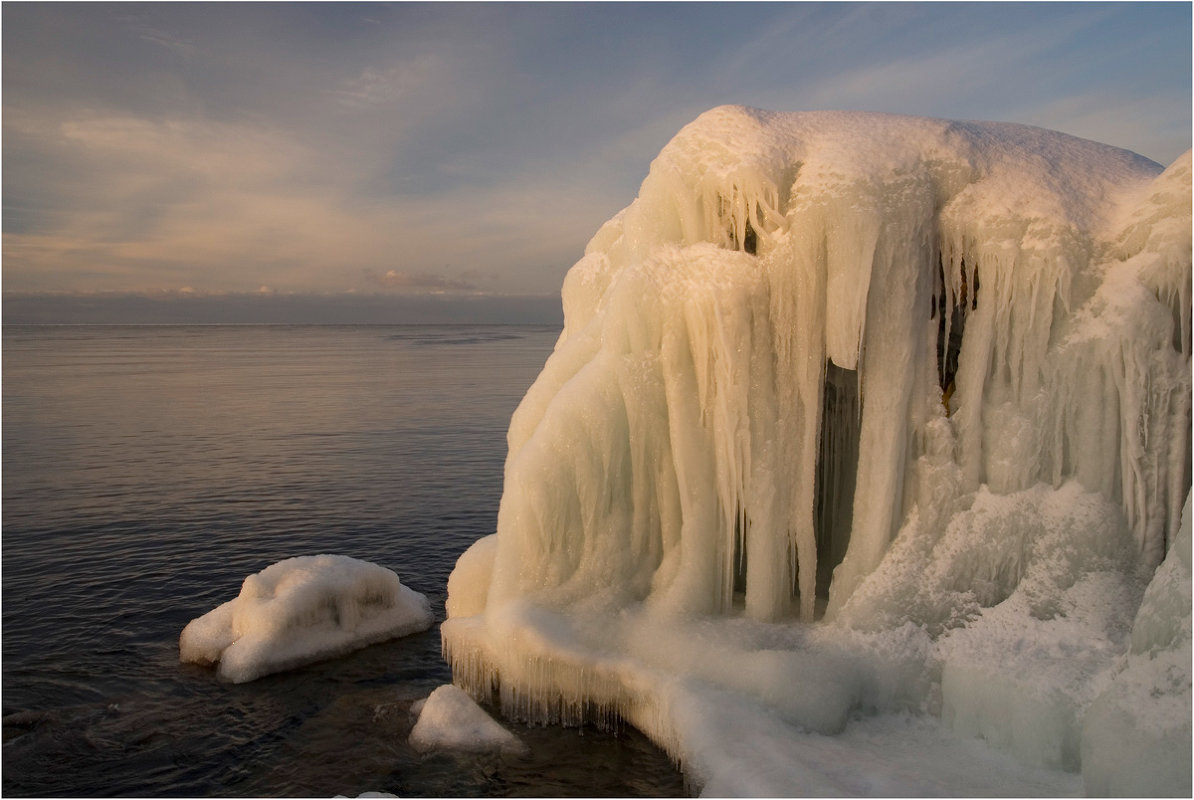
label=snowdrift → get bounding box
[181,554,432,683]
[442,107,1191,795]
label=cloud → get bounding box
[1,6,621,298]
[1013,91,1191,167]
[362,269,476,292]
[756,8,1089,116]
[3,103,616,296]
[4,112,348,289]
[330,55,447,110]
[133,26,202,60]
[2,2,1187,307]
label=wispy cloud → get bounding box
[330,55,448,110]
[1014,91,1191,166]
[134,27,202,60]
[3,103,616,296]
[2,2,1188,311]
[361,269,476,292]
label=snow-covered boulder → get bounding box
[408,684,527,755]
[180,554,433,683]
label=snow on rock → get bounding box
[442,107,1191,795]
[408,684,527,755]
[180,554,433,683]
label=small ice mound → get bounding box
[408,684,527,756]
[179,554,433,683]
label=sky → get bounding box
[3,2,1191,324]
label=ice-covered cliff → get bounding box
[442,107,1191,795]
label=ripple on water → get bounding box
[2,325,684,797]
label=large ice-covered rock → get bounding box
[181,554,433,683]
[442,107,1191,794]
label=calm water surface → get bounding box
[2,324,685,797]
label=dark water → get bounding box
[2,324,685,798]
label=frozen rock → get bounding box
[408,684,526,755]
[180,554,433,683]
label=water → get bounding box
[2,324,685,798]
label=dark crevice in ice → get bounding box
[935,257,978,412]
[815,361,860,598]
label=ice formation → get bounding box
[442,107,1191,795]
[181,554,432,683]
[408,684,527,755]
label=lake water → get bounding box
[2,324,685,797]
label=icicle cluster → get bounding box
[441,106,1190,793]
